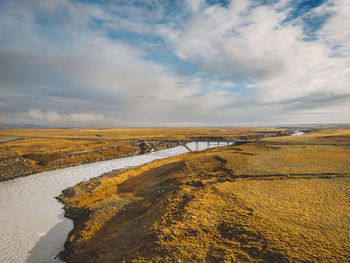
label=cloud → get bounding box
[315,0,350,55]
[0,0,349,126]
[162,0,350,116]
[28,109,108,124]
[0,0,203,125]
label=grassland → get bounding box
[263,128,350,143]
[0,137,141,181]
[58,129,350,262]
[0,127,287,181]
[0,127,287,140]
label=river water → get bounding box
[291,130,306,136]
[0,142,225,263]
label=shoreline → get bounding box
[55,168,130,262]
[0,141,179,182]
[1,142,212,263]
[0,130,293,182]
[56,133,350,262]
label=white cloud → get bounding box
[0,0,349,126]
[0,0,204,125]
[316,0,350,55]
[28,109,108,124]
[164,0,350,111]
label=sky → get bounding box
[0,0,349,127]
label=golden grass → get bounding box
[0,127,287,160]
[0,127,289,181]
[0,135,140,181]
[263,128,350,142]
[0,127,286,140]
[58,129,350,263]
[0,138,134,159]
[218,177,350,245]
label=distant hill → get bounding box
[0,123,47,129]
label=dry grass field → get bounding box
[0,127,287,140]
[0,137,134,159]
[263,128,350,142]
[0,127,288,158]
[58,129,350,263]
[0,127,287,181]
[0,137,140,181]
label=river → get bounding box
[0,142,225,263]
[291,130,306,136]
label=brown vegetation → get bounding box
[0,127,287,140]
[0,138,141,181]
[0,127,287,181]
[58,129,350,262]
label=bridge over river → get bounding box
[137,139,251,152]
[0,134,252,151]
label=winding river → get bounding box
[0,142,223,263]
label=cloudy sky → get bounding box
[0,0,349,127]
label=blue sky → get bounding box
[0,0,349,126]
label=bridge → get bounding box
[137,139,251,152]
[0,134,255,152]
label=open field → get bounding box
[0,127,288,181]
[0,137,141,181]
[58,129,350,262]
[262,128,350,143]
[0,127,290,159]
[0,127,289,141]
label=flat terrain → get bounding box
[0,127,287,181]
[0,127,286,141]
[58,129,350,262]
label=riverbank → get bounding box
[0,128,290,182]
[58,129,350,262]
[1,142,219,263]
[0,141,180,182]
